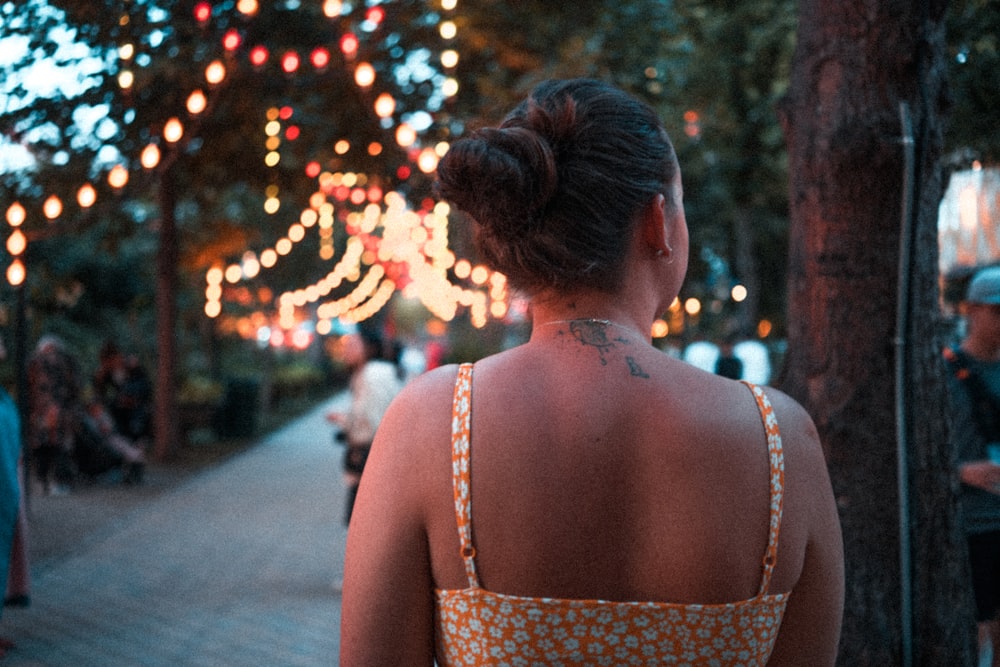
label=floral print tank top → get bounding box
[435,363,789,666]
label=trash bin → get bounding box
[214,378,259,438]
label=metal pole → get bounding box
[896,101,916,667]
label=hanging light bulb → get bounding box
[374,92,396,118]
[354,62,375,88]
[187,89,208,115]
[193,2,211,23]
[441,49,459,68]
[43,194,62,220]
[6,229,26,256]
[236,0,258,16]
[395,123,416,147]
[249,45,269,67]
[323,0,343,17]
[141,143,161,169]
[310,47,330,69]
[281,51,300,73]
[6,258,25,287]
[163,118,184,143]
[6,202,26,227]
[205,60,226,85]
[222,28,241,51]
[340,33,359,58]
[77,183,97,208]
[108,165,129,189]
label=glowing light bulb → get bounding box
[6,202,26,227]
[43,195,62,220]
[395,123,416,148]
[141,143,161,169]
[7,229,27,255]
[108,165,129,189]
[187,89,207,115]
[205,60,226,85]
[6,258,25,286]
[77,183,97,208]
[354,62,375,87]
[373,93,396,120]
[163,118,183,143]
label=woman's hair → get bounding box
[436,78,677,295]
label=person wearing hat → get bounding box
[945,265,1000,666]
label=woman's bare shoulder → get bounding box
[372,364,461,455]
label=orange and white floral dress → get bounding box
[434,363,789,666]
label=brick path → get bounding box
[0,392,350,666]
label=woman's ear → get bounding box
[641,193,670,256]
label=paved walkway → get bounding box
[1,392,350,666]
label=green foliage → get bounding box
[945,0,1000,164]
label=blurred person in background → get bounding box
[944,265,1000,666]
[326,328,404,526]
[27,336,82,495]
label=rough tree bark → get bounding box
[153,163,179,462]
[779,0,973,663]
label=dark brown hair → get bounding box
[436,78,677,295]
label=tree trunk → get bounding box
[153,165,179,461]
[780,0,972,663]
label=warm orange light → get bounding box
[141,143,161,169]
[43,195,62,220]
[6,258,25,286]
[439,20,457,39]
[108,165,129,189]
[6,229,26,256]
[354,62,375,87]
[77,183,97,208]
[187,89,207,115]
[6,202,26,227]
[205,60,226,85]
[323,0,343,17]
[163,117,183,143]
[418,147,439,173]
[395,123,416,148]
[441,49,459,68]
[374,92,395,118]
[236,0,258,16]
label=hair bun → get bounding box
[436,126,557,235]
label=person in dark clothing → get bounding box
[945,265,1000,666]
[714,336,744,380]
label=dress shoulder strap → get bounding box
[450,363,479,588]
[741,381,785,596]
